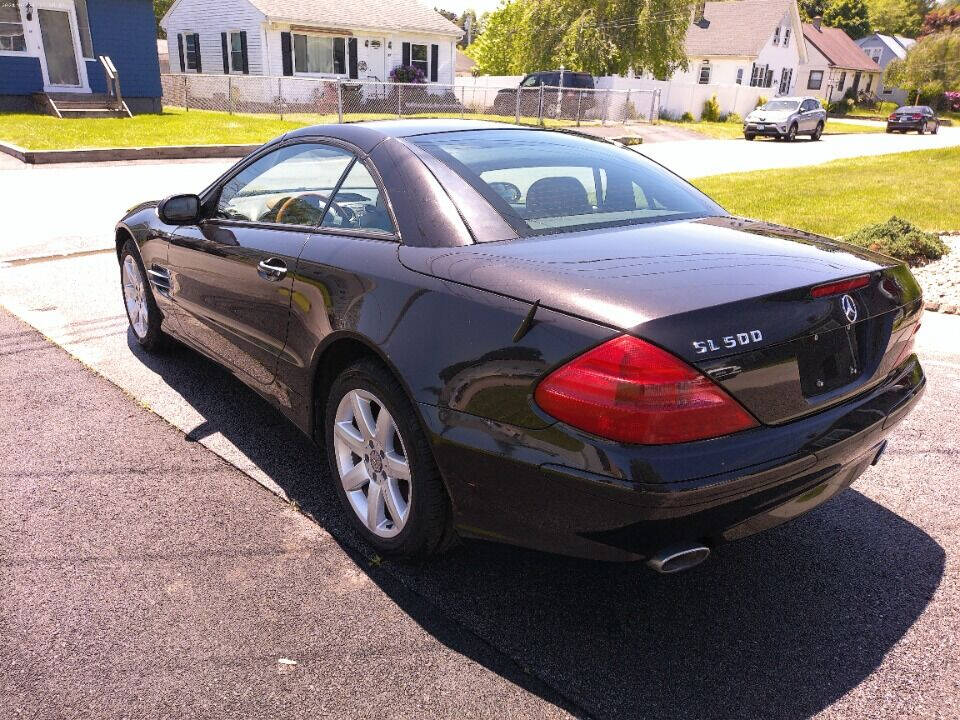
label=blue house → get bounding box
[0,0,162,114]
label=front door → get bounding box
[166,141,355,390]
[36,6,86,90]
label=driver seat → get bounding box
[525,176,592,218]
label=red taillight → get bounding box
[810,274,871,298]
[888,114,897,120]
[533,335,758,445]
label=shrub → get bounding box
[726,112,742,124]
[755,95,768,109]
[701,94,721,122]
[389,65,426,83]
[680,111,695,122]
[844,217,949,266]
[946,91,960,111]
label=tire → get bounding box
[932,122,939,135]
[324,359,453,561]
[785,124,797,142]
[744,133,755,140]
[886,127,893,133]
[918,124,925,135]
[811,122,823,141]
[119,239,168,352]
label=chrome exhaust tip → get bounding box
[646,543,711,574]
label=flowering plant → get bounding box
[946,91,960,112]
[390,65,426,83]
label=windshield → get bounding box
[411,130,723,237]
[758,101,799,111]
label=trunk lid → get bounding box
[398,216,923,425]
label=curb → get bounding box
[0,141,258,165]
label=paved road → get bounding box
[1,236,959,719]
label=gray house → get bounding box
[856,33,916,105]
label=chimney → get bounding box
[813,15,822,30]
[694,0,706,24]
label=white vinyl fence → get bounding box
[161,73,661,127]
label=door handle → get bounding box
[258,257,287,281]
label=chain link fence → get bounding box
[161,74,660,127]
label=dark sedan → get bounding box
[116,120,925,572]
[886,105,940,134]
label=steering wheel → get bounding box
[274,193,355,226]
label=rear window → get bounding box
[412,129,722,237]
[897,106,923,113]
[563,73,593,88]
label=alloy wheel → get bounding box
[122,255,149,339]
[333,388,412,538]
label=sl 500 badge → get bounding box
[692,330,763,355]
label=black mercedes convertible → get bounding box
[115,120,925,572]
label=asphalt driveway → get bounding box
[1,241,959,719]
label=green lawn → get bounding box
[693,146,960,237]
[662,119,883,140]
[0,106,578,150]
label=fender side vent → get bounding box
[148,265,171,298]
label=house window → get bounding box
[838,71,846,90]
[783,27,791,47]
[293,33,347,74]
[0,0,26,52]
[807,70,823,90]
[750,63,771,88]
[698,61,711,85]
[73,0,94,58]
[773,27,780,45]
[185,33,200,71]
[229,31,244,72]
[736,68,743,85]
[778,67,793,94]
[410,43,428,77]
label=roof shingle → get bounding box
[684,0,792,57]
[802,23,880,71]
[249,0,463,37]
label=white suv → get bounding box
[743,97,827,141]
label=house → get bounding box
[802,17,882,103]
[160,0,463,86]
[455,49,475,77]
[856,32,916,104]
[678,0,808,95]
[0,0,163,113]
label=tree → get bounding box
[468,0,693,78]
[154,0,174,38]
[866,0,934,36]
[884,30,960,106]
[435,7,484,48]
[799,0,830,22]
[921,5,960,36]
[822,0,872,38]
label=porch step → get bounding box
[33,93,132,119]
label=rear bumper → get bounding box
[422,355,926,561]
[887,121,923,131]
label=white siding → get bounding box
[163,0,267,74]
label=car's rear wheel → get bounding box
[119,240,167,352]
[932,122,939,135]
[785,124,797,142]
[811,121,824,141]
[744,133,755,141]
[325,359,453,560]
[918,123,925,135]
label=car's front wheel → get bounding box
[325,359,453,560]
[785,124,797,142]
[119,240,168,352]
[811,121,823,141]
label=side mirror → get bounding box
[158,193,201,225]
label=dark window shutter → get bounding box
[240,31,249,73]
[430,43,438,82]
[177,34,185,72]
[333,37,345,74]
[280,32,293,76]
[402,42,410,67]
[221,32,229,73]
[348,37,358,79]
[193,33,202,73]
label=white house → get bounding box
[160,0,463,85]
[678,0,808,95]
[856,32,916,104]
[802,18,882,103]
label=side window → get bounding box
[520,75,538,87]
[217,143,353,225]
[321,161,396,234]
